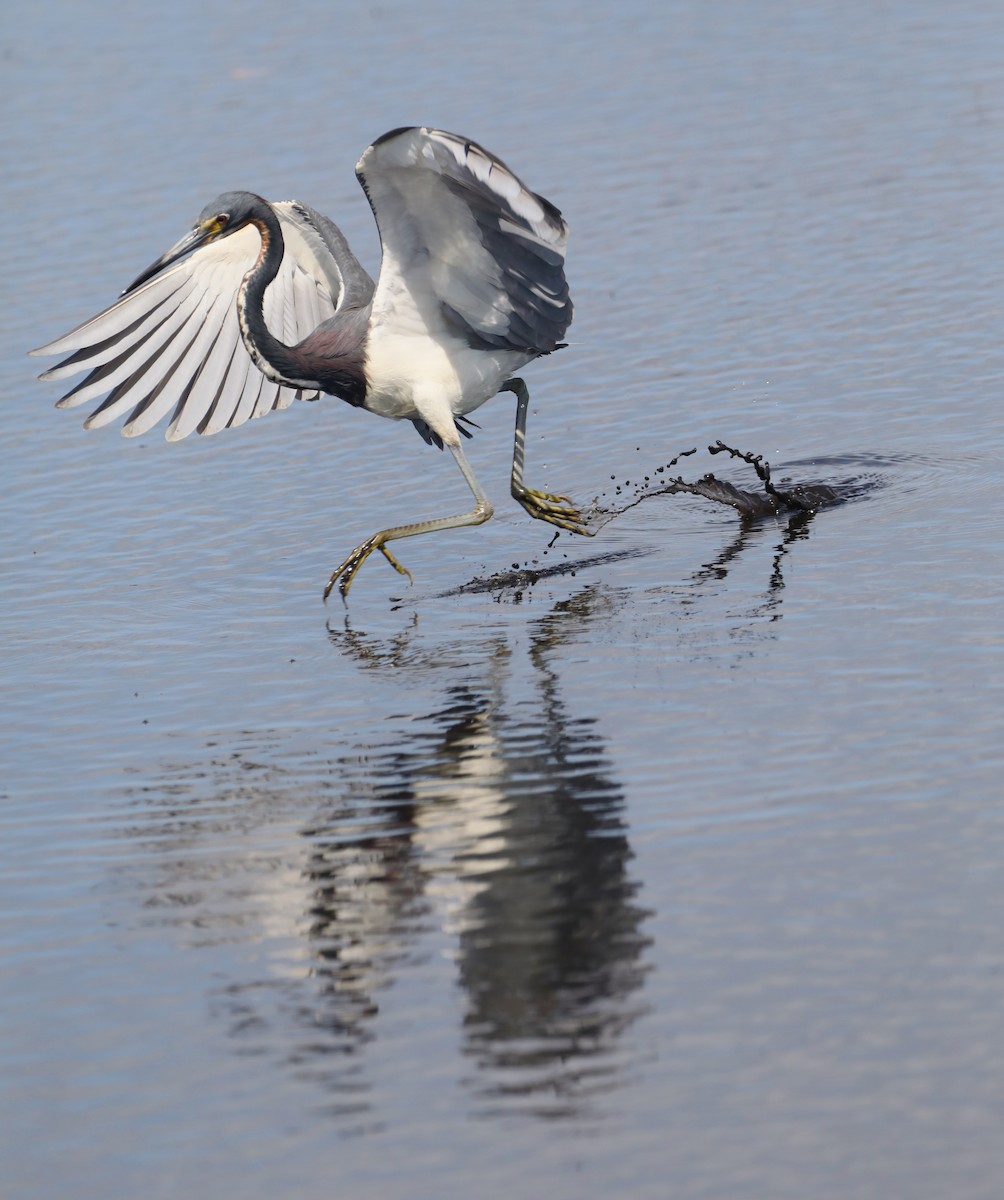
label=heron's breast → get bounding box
[362,326,525,421]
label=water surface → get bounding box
[3,2,1004,1197]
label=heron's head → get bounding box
[122,191,268,295]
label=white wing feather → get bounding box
[31,203,345,441]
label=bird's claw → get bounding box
[323,537,414,603]
[323,547,364,603]
[513,485,594,537]
[378,543,415,584]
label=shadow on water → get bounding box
[119,584,651,1125]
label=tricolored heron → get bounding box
[31,126,590,600]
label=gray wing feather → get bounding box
[358,127,572,356]
[282,201,374,311]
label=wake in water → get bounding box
[421,441,869,604]
[586,440,843,528]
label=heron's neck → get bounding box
[237,212,321,390]
[236,211,368,407]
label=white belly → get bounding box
[364,325,528,418]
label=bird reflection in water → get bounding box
[310,584,651,1117]
[456,594,652,1116]
[124,584,649,1121]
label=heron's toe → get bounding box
[323,536,416,602]
[515,486,594,537]
[532,488,575,507]
[378,543,415,585]
[324,542,370,603]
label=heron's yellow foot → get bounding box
[323,536,414,602]
[512,484,594,538]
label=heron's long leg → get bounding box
[323,439,495,602]
[502,378,592,537]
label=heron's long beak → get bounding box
[121,223,216,296]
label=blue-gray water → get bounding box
[3,2,1004,1197]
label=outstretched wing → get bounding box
[30,201,371,442]
[357,127,572,356]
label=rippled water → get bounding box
[4,2,1004,1197]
